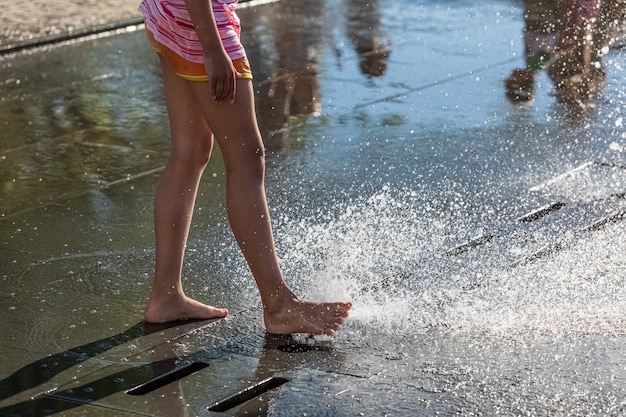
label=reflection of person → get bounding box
[234,334,340,415]
[505,0,559,103]
[137,0,351,335]
[346,0,390,77]
[506,0,625,110]
[548,0,605,107]
[255,0,324,150]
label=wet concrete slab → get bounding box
[2,0,626,416]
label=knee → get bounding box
[225,141,266,180]
[170,131,213,170]
[242,143,266,180]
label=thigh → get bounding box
[160,57,214,157]
[188,79,264,169]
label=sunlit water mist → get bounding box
[269,186,626,342]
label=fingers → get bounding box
[204,55,239,104]
[211,69,243,104]
[229,71,241,103]
[211,75,233,103]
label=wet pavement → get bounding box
[2,0,626,416]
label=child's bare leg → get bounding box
[144,57,228,323]
[188,79,351,334]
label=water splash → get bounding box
[275,186,626,341]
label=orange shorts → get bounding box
[146,29,253,81]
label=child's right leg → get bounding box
[144,56,229,324]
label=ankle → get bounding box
[149,283,184,300]
[261,286,299,315]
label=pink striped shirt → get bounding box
[138,0,246,63]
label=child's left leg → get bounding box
[187,78,352,335]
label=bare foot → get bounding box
[264,297,352,335]
[144,292,228,324]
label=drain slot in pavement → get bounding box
[359,272,411,294]
[510,242,563,268]
[127,361,209,396]
[207,377,289,412]
[585,211,626,231]
[517,202,565,222]
[443,234,496,256]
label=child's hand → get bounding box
[203,52,241,103]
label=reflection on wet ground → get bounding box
[1,0,626,415]
[506,0,626,116]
